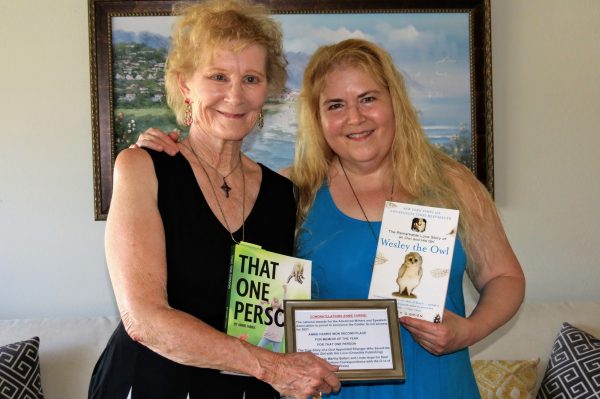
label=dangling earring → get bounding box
[257,110,264,129]
[183,98,193,126]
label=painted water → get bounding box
[242,100,472,172]
[242,102,298,171]
[112,11,474,171]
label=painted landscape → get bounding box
[111,13,472,171]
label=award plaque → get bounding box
[284,299,404,381]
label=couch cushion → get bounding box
[0,336,44,399]
[0,317,120,399]
[469,301,600,393]
[536,322,600,398]
[473,359,539,399]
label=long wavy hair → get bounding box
[290,39,493,269]
[164,0,287,125]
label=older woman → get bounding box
[135,38,525,398]
[88,1,340,398]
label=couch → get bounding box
[2,302,599,399]
[470,301,600,396]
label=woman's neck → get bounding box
[328,156,412,217]
[332,156,393,192]
[186,130,243,173]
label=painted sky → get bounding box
[277,13,470,99]
[111,12,473,168]
[112,16,173,38]
[112,12,471,127]
[113,13,470,98]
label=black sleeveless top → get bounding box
[89,150,296,399]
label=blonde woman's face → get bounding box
[318,65,395,169]
[182,43,268,141]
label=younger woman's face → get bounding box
[318,65,396,170]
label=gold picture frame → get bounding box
[89,0,493,219]
[284,299,404,381]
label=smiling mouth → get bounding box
[347,129,374,139]
[218,110,245,119]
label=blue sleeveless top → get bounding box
[296,185,481,399]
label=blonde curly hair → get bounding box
[164,0,287,125]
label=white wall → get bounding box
[0,0,114,318]
[1,0,599,320]
[490,0,600,301]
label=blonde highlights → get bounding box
[291,39,492,262]
[164,0,287,125]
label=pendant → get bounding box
[221,179,232,198]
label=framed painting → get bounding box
[89,0,493,220]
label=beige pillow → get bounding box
[472,359,539,399]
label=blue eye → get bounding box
[211,74,227,81]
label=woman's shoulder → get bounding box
[113,148,154,175]
[257,163,297,207]
[115,148,188,186]
[111,149,159,206]
[259,163,293,186]
[278,166,292,178]
[116,147,179,166]
[445,162,491,207]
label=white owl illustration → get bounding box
[395,252,423,298]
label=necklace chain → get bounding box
[337,157,394,243]
[186,146,242,198]
[184,142,245,244]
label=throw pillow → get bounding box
[0,336,44,399]
[473,359,539,399]
[537,322,600,399]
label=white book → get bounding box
[368,201,459,323]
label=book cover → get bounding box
[224,241,311,353]
[368,202,459,323]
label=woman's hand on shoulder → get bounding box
[400,310,474,355]
[258,351,340,398]
[131,127,181,156]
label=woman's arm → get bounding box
[400,167,525,355]
[105,148,340,398]
[457,169,525,345]
[106,148,239,368]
